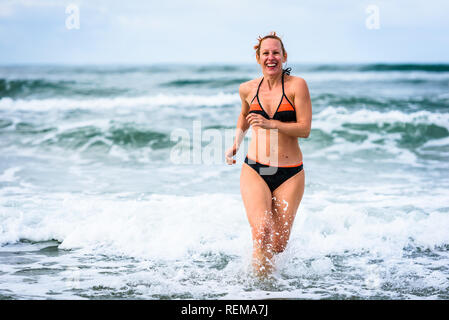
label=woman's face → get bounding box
[257,38,286,76]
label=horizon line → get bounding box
[1,61,449,67]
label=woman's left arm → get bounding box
[272,77,312,138]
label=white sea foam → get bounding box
[422,136,449,147]
[1,181,448,299]
[0,192,251,258]
[0,167,21,182]
[1,189,448,261]
[300,106,449,165]
[313,106,449,130]
[0,92,240,111]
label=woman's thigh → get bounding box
[240,163,273,236]
[271,170,305,250]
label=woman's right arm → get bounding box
[225,83,251,165]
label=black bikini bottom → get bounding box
[244,156,303,192]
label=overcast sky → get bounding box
[0,0,448,64]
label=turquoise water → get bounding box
[0,63,449,299]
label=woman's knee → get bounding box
[251,216,275,248]
[272,241,287,254]
[271,227,292,253]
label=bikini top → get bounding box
[249,67,296,123]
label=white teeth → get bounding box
[267,64,276,67]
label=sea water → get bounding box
[0,63,448,299]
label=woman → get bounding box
[225,32,312,277]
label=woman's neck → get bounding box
[262,71,283,90]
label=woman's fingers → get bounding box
[226,146,237,157]
[225,156,236,165]
[225,147,237,165]
[246,114,261,126]
[246,114,274,129]
[246,114,257,121]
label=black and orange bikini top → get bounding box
[249,67,296,123]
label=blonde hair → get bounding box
[254,31,287,61]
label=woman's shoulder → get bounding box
[238,78,262,99]
[287,74,307,85]
[286,74,309,93]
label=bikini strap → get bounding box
[253,68,290,103]
[281,67,291,95]
[256,77,264,96]
[283,67,292,75]
[281,67,295,109]
[250,77,264,104]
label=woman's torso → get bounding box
[245,72,303,166]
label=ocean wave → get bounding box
[305,63,449,73]
[0,120,174,151]
[312,93,449,113]
[0,65,175,76]
[1,192,448,260]
[314,106,449,130]
[195,65,246,73]
[300,71,449,84]
[0,78,131,99]
[1,106,448,154]
[0,78,73,98]
[0,93,240,111]
[1,187,448,299]
[161,77,251,88]
[360,63,449,72]
[302,107,449,156]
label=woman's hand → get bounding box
[225,145,238,165]
[246,114,277,129]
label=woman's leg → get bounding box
[271,170,305,254]
[240,163,275,276]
